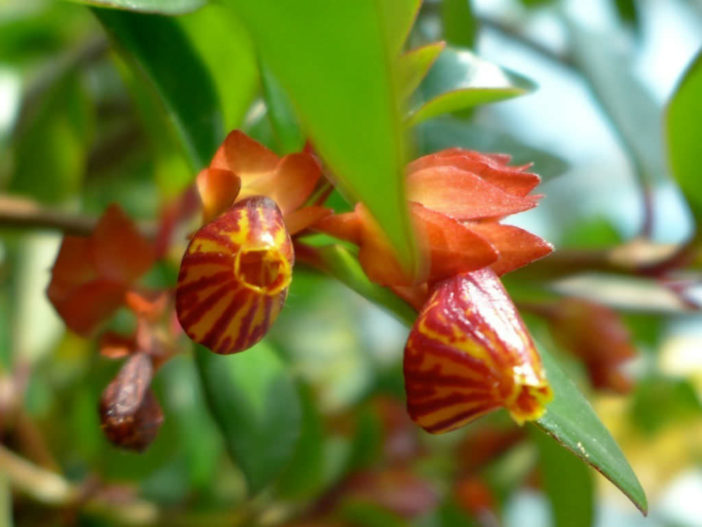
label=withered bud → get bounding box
[99,352,163,451]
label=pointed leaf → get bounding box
[94,9,223,168]
[532,426,594,527]
[398,42,445,101]
[224,0,417,272]
[408,47,535,126]
[194,343,302,494]
[535,347,647,515]
[666,50,702,221]
[72,0,205,15]
[442,0,478,49]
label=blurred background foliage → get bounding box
[0,0,701,526]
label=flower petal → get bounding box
[407,165,539,221]
[238,152,322,215]
[313,210,364,244]
[47,279,127,335]
[404,268,552,433]
[466,222,553,275]
[176,196,293,354]
[210,130,279,175]
[283,205,332,235]
[411,203,498,284]
[197,167,241,223]
[93,205,155,284]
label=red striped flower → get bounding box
[404,268,553,433]
[176,131,329,354]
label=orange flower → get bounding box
[404,268,553,432]
[177,131,329,354]
[317,149,552,295]
[47,204,155,335]
[176,197,293,354]
[196,130,330,233]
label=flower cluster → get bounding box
[47,129,557,447]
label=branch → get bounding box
[0,195,97,236]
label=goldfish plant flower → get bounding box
[176,131,330,354]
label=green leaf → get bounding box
[341,502,409,527]
[276,384,326,499]
[398,42,445,101]
[568,22,664,188]
[179,3,258,132]
[630,376,702,436]
[259,60,305,154]
[72,0,205,15]
[535,347,647,515]
[408,47,535,126]
[442,0,478,49]
[312,244,416,326]
[613,0,640,30]
[194,343,302,495]
[532,426,595,527]
[224,0,417,272]
[10,74,93,203]
[417,118,568,181]
[666,50,702,221]
[381,0,421,54]
[94,8,223,169]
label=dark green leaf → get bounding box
[72,0,205,15]
[536,347,647,515]
[442,0,478,49]
[666,50,702,221]
[260,60,305,154]
[409,47,536,126]
[341,502,409,527]
[224,0,417,272]
[532,426,595,527]
[194,343,302,495]
[276,384,326,499]
[179,4,258,132]
[613,0,640,29]
[417,118,568,181]
[94,9,223,169]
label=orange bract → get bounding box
[404,268,552,432]
[47,204,155,335]
[176,196,293,354]
[316,149,552,289]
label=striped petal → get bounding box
[176,196,293,354]
[404,269,552,433]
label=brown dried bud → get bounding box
[99,352,163,451]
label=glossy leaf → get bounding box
[666,50,702,220]
[442,0,477,49]
[260,60,305,154]
[94,9,222,169]
[398,42,445,101]
[224,0,417,272]
[381,0,421,54]
[179,3,258,132]
[194,343,302,494]
[535,347,647,515]
[72,0,205,15]
[532,426,594,527]
[408,47,535,126]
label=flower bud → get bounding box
[404,269,552,433]
[99,352,163,451]
[176,196,293,354]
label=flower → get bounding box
[316,148,552,302]
[176,131,329,354]
[403,268,553,433]
[176,196,293,354]
[47,204,155,335]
